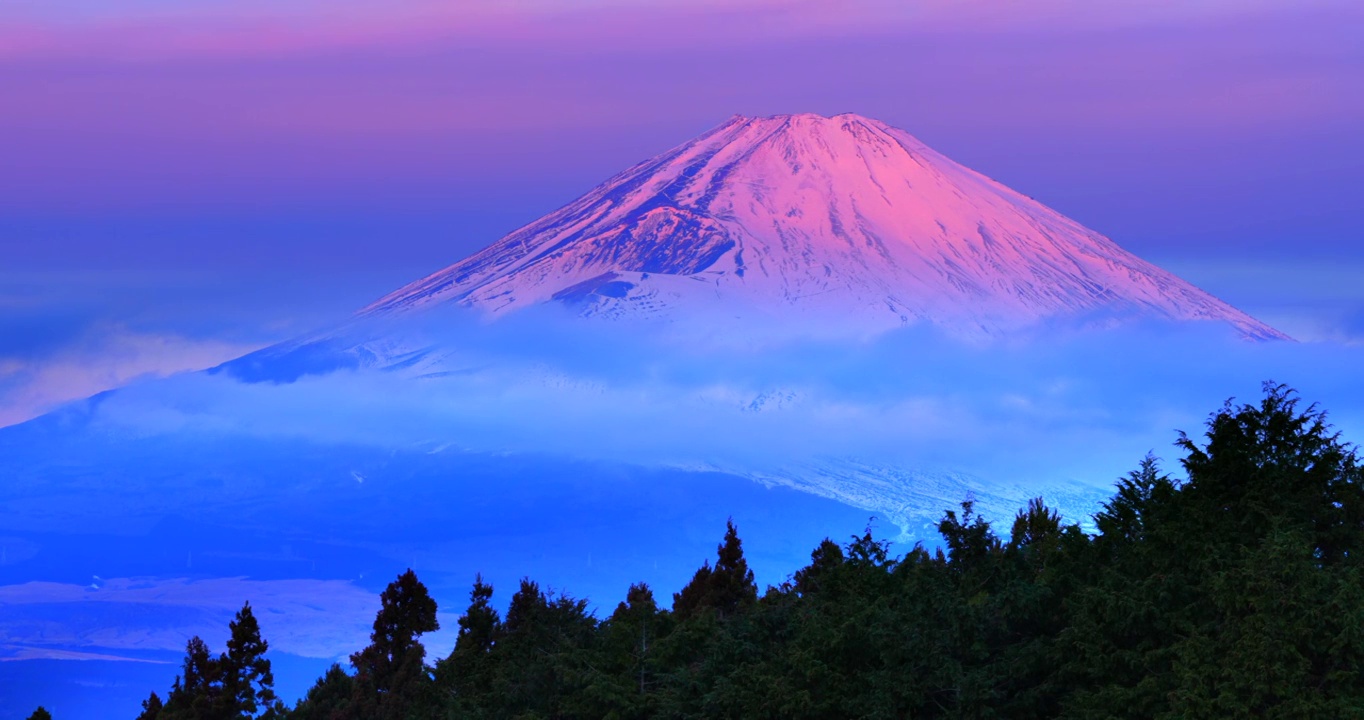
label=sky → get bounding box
[1,0,1362,416]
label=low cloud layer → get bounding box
[86,311,1364,499]
[0,324,258,427]
[0,576,459,662]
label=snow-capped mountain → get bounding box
[363,112,1284,340]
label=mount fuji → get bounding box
[0,117,1323,720]
[360,112,1284,341]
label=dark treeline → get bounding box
[76,383,1364,719]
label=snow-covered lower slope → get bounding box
[363,112,1285,340]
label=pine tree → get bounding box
[135,692,163,720]
[937,500,1001,570]
[613,584,661,695]
[161,636,219,719]
[672,519,757,620]
[290,664,354,720]
[348,569,440,720]
[434,574,500,714]
[217,602,277,719]
[490,579,596,717]
[25,708,51,720]
[792,538,844,596]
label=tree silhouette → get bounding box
[215,602,278,718]
[347,569,439,720]
[673,518,756,620]
[434,574,500,713]
[160,636,218,719]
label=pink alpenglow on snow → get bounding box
[365,113,1287,340]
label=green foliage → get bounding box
[432,574,499,716]
[219,603,278,718]
[348,569,440,720]
[105,384,1364,719]
[160,636,218,720]
[145,603,280,720]
[672,518,757,621]
[290,665,353,720]
[135,693,163,720]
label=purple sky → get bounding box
[1,0,1363,422]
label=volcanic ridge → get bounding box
[364,112,1284,340]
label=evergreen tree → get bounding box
[217,602,277,719]
[433,575,500,715]
[135,692,163,720]
[161,636,219,720]
[348,569,440,720]
[582,582,664,718]
[290,665,354,720]
[672,519,757,620]
[937,500,1001,570]
[26,708,52,720]
[791,538,844,596]
[1009,497,1062,553]
[488,579,596,718]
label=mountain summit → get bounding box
[365,113,1284,339]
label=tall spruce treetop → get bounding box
[455,574,499,657]
[134,692,163,720]
[349,569,440,720]
[161,635,218,719]
[673,518,757,620]
[435,574,501,706]
[218,602,277,719]
[1093,454,1176,549]
[355,569,440,674]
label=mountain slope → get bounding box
[367,112,1283,339]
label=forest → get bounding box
[27,382,1364,719]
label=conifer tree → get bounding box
[26,708,51,720]
[161,636,219,719]
[135,692,163,720]
[217,602,277,719]
[613,583,661,696]
[672,519,757,620]
[347,569,439,720]
[290,664,354,720]
[937,500,1001,569]
[490,579,595,717]
[434,574,500,711]
[792,538,844,596]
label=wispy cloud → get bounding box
[0,323,260,428]
[0,647,171,664]
[84,314,1364,496]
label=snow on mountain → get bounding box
[362,112,1285,340]
[728,460,1105,540]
